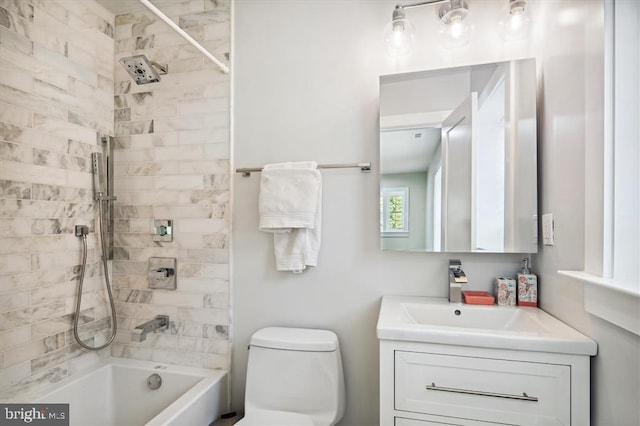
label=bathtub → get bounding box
[33,357,228,426]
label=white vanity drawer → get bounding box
[395,415,507,425]
[395,351,571,425]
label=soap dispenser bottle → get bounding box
[517,257,538,307]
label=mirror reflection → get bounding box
[380,58,537,253]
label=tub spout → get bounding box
[132,315,169,342]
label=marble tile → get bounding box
[178,10,229,29]
[203,143,229,160]
[0,101,32,127]
[1,62,34,93]
[177,336,227,354]
[30,281,77,306]
[152,292,202,309]
[32,0,69,25]
[114,205,153,218]
[116,289,152,304]
[109,0,230,371]
[189,189,229,204]
[33,114,97,145]
[202,293,228,309]
[0,361,30,390]
[0,26,33,55]
[112,261,148,276]
[202,353,227,370]
[0,217,31,237]
[0,290,29,313]
[0,6,31,38]
[0,269,66,294]
[151,349,202,368]
[0,253,31,274]
[0,160,65,186]
[168,320,202,338]
[153,145,204,162]
[177,307,229,325]
[29,16,69,57]
[0,301,65,332]
[115,120,154,136]
[114,108,130,122]
[114,23,132,40]
[203,174,229,189]
[0,365,68,401]
[201,264,229,280]
[30,313,74,341]
[0,180,31,199]
[202,232,228,249]
[67,139,96,158]
[203,324,228,339]
[31,184,91,202]
[0,141,31,164]
[30,344,80,374]
[204,0,231,11]
[0,0,118,395]
[127,161,179,176]
[1,332,64,369]
[131,19,173,38]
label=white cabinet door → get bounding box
[395,351,571,425]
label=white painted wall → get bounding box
[233,0,638,424]
[534,1,640,424]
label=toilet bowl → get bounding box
[236,327,346,426]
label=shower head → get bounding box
[119,55,167,85]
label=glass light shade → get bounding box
[437,1,471,49]
[497,0,531,40]
[438,15,471,48]
[383,18,416,57]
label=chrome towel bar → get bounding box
[236,162,372,177]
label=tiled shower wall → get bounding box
[109,0,231,370]
[0,0,115,399]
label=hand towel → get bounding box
[259,162,322,273]
[259,161,321,231]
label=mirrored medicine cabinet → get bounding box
[379,58,538,253]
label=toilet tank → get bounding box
[245,327,346,425]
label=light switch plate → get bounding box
[542,213,554,246]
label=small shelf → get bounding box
[558,270,639,336]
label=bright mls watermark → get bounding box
[1,404,69,426]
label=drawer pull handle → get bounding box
[426,382,539,402]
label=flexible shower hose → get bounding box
[74,197,118,350]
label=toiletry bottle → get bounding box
[517,258,537,307]
[495,277,516,306]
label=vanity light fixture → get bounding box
[383,5,417,57]
[437,0,471,48]
[384,0,531,57]
[496,0,531,41]
[384,0,471,56]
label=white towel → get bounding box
[259,162,322,273]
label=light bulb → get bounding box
[383,7,416,57]
[438,0,471,49]
[497,0,531,41]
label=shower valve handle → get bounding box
[154,268,175,278]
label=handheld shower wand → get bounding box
[73,151,118,351]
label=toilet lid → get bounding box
[235,410,315,426]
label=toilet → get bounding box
[236,327,346,426]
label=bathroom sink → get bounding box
[377,296,597,355]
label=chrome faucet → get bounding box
[449,259,467,303]
[132,315,169,342]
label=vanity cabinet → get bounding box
[380,340,590,425]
